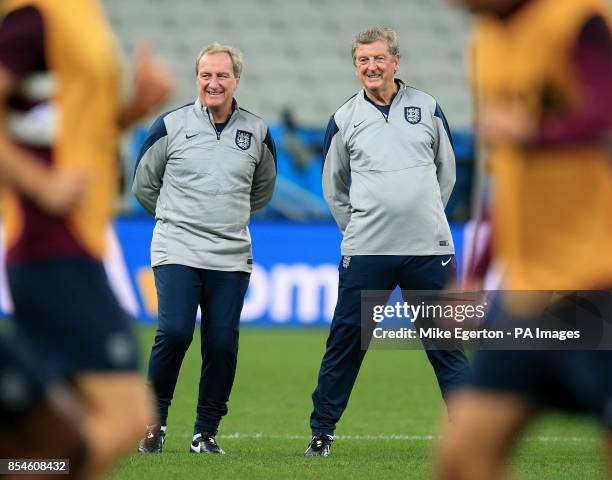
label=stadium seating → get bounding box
[103,0,472,129]
[106,0,475,220]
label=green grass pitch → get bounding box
[109,327,606,479]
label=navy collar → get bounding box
[198,98,238,122]
[362,78,404,106]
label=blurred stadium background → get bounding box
[0,0,480,326]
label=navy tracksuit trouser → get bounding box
[310,255,470,435]
[147,264,250,435]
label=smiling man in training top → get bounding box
[134,42,276,455]
[304,26,469,457]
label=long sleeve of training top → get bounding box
[132,114,169,217]
[322,81,456,256]
[250,128,277,212]
[132,99,277,273]
[433,103,456,207]
[322,115,352,233]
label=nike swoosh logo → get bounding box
[185,133,199,139]
[441,257,452,267]
[353,120,366,128]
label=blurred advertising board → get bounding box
[0,220,468,326]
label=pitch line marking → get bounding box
[174,432,597,443]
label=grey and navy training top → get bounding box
[322,80,456,256]
[133,99,277,273]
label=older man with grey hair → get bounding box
[304,27,469,456]
[134,42,277,454]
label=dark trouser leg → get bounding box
[422,348,470,401]
[398,255,470,400]
[310,256,397,435]
[147,265,202,427]
[194,270,250,435]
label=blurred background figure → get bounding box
[439,0,612,479]
[0,0,172,477]
[280,107,322,172]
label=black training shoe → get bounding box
[304,433,333,456]
[190,432,225,454]
[138,424,165,453]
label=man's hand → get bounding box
[33,168,90,215]
[119,45,175,129]
[477,104,538,145]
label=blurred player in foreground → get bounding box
[439,0,612,478]
[0,0,173,476]
[0,337,89,480]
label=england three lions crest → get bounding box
[404,106,421,124]
[235,130,252,150]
